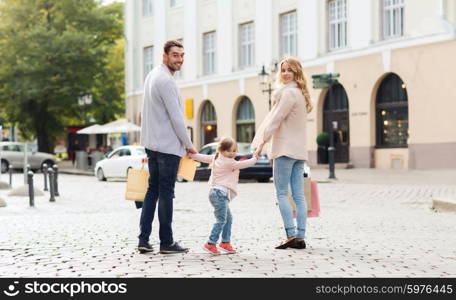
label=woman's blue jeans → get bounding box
[273,156,307,239]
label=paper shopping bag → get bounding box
[307,180,320,217]
[125,168,149,201]
[287,177,312,213]
[177,156,197,181]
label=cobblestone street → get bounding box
[1,169,455,278]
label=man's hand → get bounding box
[186,147,197,156]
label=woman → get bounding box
[253,56,313,249]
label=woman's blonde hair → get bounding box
[276,57,313,113]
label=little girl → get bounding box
[189,137,258,255]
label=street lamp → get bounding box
[258,61,278,110]
[311,73,340,180]
[78,94,93,125]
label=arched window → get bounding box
[200,101,217,146]
[236,97,255,143]
[376,73,408,147]
[323,83,350,163]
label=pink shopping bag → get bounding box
[307,180,320,217]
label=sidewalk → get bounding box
[1,173,455,277]
[58,160,94,176]
[310,168,456,185]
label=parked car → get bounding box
[0,142,55,173]
[94,145,147,181]
[193,142,272,183]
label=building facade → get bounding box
[125,0,456,169]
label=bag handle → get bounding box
[141,158,148,170]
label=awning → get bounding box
[76,119,141,134]
[76,124,102,134]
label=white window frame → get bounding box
[328,0,347,51]
[142,0,153,17]
[143,46,154,80]
[175,38,183,79]
[382,0,404,39]
[239,22,255,69]
[280,11,297,58]
[170,0,183,8]
[203,31,216,75]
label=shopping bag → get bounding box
[177,156,197,181]
[307,180,320,217]
[125,165,149,202]
[288,178,320,217]
[287,177,312,211]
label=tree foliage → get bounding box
[0,0,124,152]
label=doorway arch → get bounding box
[323,83,350,163]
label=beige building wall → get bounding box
[125,0,456,169]
[166,6,184,40]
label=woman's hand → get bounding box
[254,142,265,157]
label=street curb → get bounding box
[432,197,456,213]
[59,169,94,177]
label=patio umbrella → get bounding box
[97,119,141,134]
[76,124,102,134]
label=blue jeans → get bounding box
[138,149,180,247]
[273,156,307,239]
[208,188,233,244]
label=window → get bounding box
[239,22,255,69]
[15,144,35,152]
[200,145,215,155]
[170,0,183,8]
[280,11,297,57]
[203,32,216,75]
[328,0,347,50]
[200,101,217,145]
[136,148,146,155]
[142,0,153,17]
[143,46,154,80]
[236,97,255,143]
[120,149,131,157]
[109,149,122,158]
[382,0,404,39]
[376,73,408,148]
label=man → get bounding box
[138,40,197,254]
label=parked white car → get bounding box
[94,145,147,181]
[0,142,55,173]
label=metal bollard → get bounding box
[42,163,48,191]
[28,171,34,207]
[9,165,13,187]
[48,168,56,202]
[52,164,59,196]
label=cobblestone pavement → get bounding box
[0,170,455,278]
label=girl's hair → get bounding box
[276,56,313,113]
[211,137,237,167]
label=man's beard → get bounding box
[167,63,181,72]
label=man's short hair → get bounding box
[164,40,184,54]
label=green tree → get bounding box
[0,0,123,152]
[89,37,125,124]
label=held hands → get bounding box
[253,142,265,159]
[186,146,197,157]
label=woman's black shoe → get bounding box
[275,238,297,249]
[289,239,306,249]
